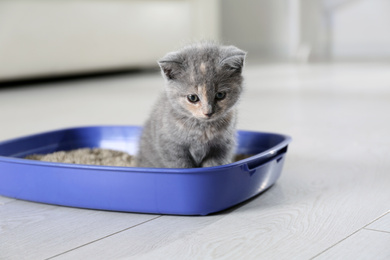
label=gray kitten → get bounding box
[136,42,246,168]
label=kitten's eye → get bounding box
[187,94,199,103]
[215,92,226,100]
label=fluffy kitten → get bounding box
[136,42,246,168]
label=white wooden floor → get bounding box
[1,63,390,260]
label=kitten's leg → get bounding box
[201,145,235,167]
[161,149,195,168]
[159,141,196,168]
[202,157,232,167]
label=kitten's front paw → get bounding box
[201,158,232,168]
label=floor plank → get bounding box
[0,195,15,205]
[49,155,390,259]
[314,229,390,260]
[50,214,225,260]
[366,212,390,233]
[0,72,160,141]
[0,200,159,260]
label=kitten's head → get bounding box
[158,42,246,121]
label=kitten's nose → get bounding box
[204,112,214,118]
[203,104,214,118]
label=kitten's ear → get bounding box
[158,51,183,80]
[220,46,246,74]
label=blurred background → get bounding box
[1,0,389,82]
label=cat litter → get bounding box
[25,148,251,167]
[0,125,291,215]
[25,148,136,167]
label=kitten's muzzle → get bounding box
[202,104,214,118]
[203,112,214,118]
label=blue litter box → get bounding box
[0,126,291,215]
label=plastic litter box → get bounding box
[0,126,291,215]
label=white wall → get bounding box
[221,0,296,60]
[221,0,390,61]
[331,0,390,59]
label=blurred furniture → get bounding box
[0,0,220,81]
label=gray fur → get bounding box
[136,42,246,168]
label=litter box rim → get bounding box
[0,125,291,174]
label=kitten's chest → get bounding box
[187,125,217,164]
[186,122,223,143]
[187,122,233,166]
[174,112,236,144]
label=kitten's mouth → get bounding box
[200,114,217,121]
